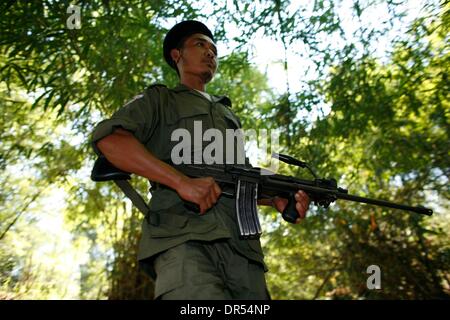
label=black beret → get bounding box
[163,20,215,70]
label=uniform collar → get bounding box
[172,83,232,107]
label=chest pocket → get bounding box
[165,101,212,132]
[211,102,241,132]
[223,111,241,130]
[163,99,212,164]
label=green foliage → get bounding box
[261,1,449,299]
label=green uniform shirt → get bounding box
[91,83,267,277]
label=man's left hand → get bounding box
[272,190,310,224]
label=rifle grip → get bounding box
[281,193,298,224]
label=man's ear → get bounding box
[170,48,181,65]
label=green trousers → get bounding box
[153,240,270,300]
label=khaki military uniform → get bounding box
[91,84,269,299]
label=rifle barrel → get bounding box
[335,192,433,216]
[264,178,433,216]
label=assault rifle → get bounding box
[91,153,433,240]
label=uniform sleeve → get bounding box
[91,88,160,156]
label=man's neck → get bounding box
[179,73,208,92]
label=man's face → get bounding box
[171,33,218,83]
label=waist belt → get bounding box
[151,181,235,199]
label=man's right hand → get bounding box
[176,176,222,214]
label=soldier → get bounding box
[91,20,310,300]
